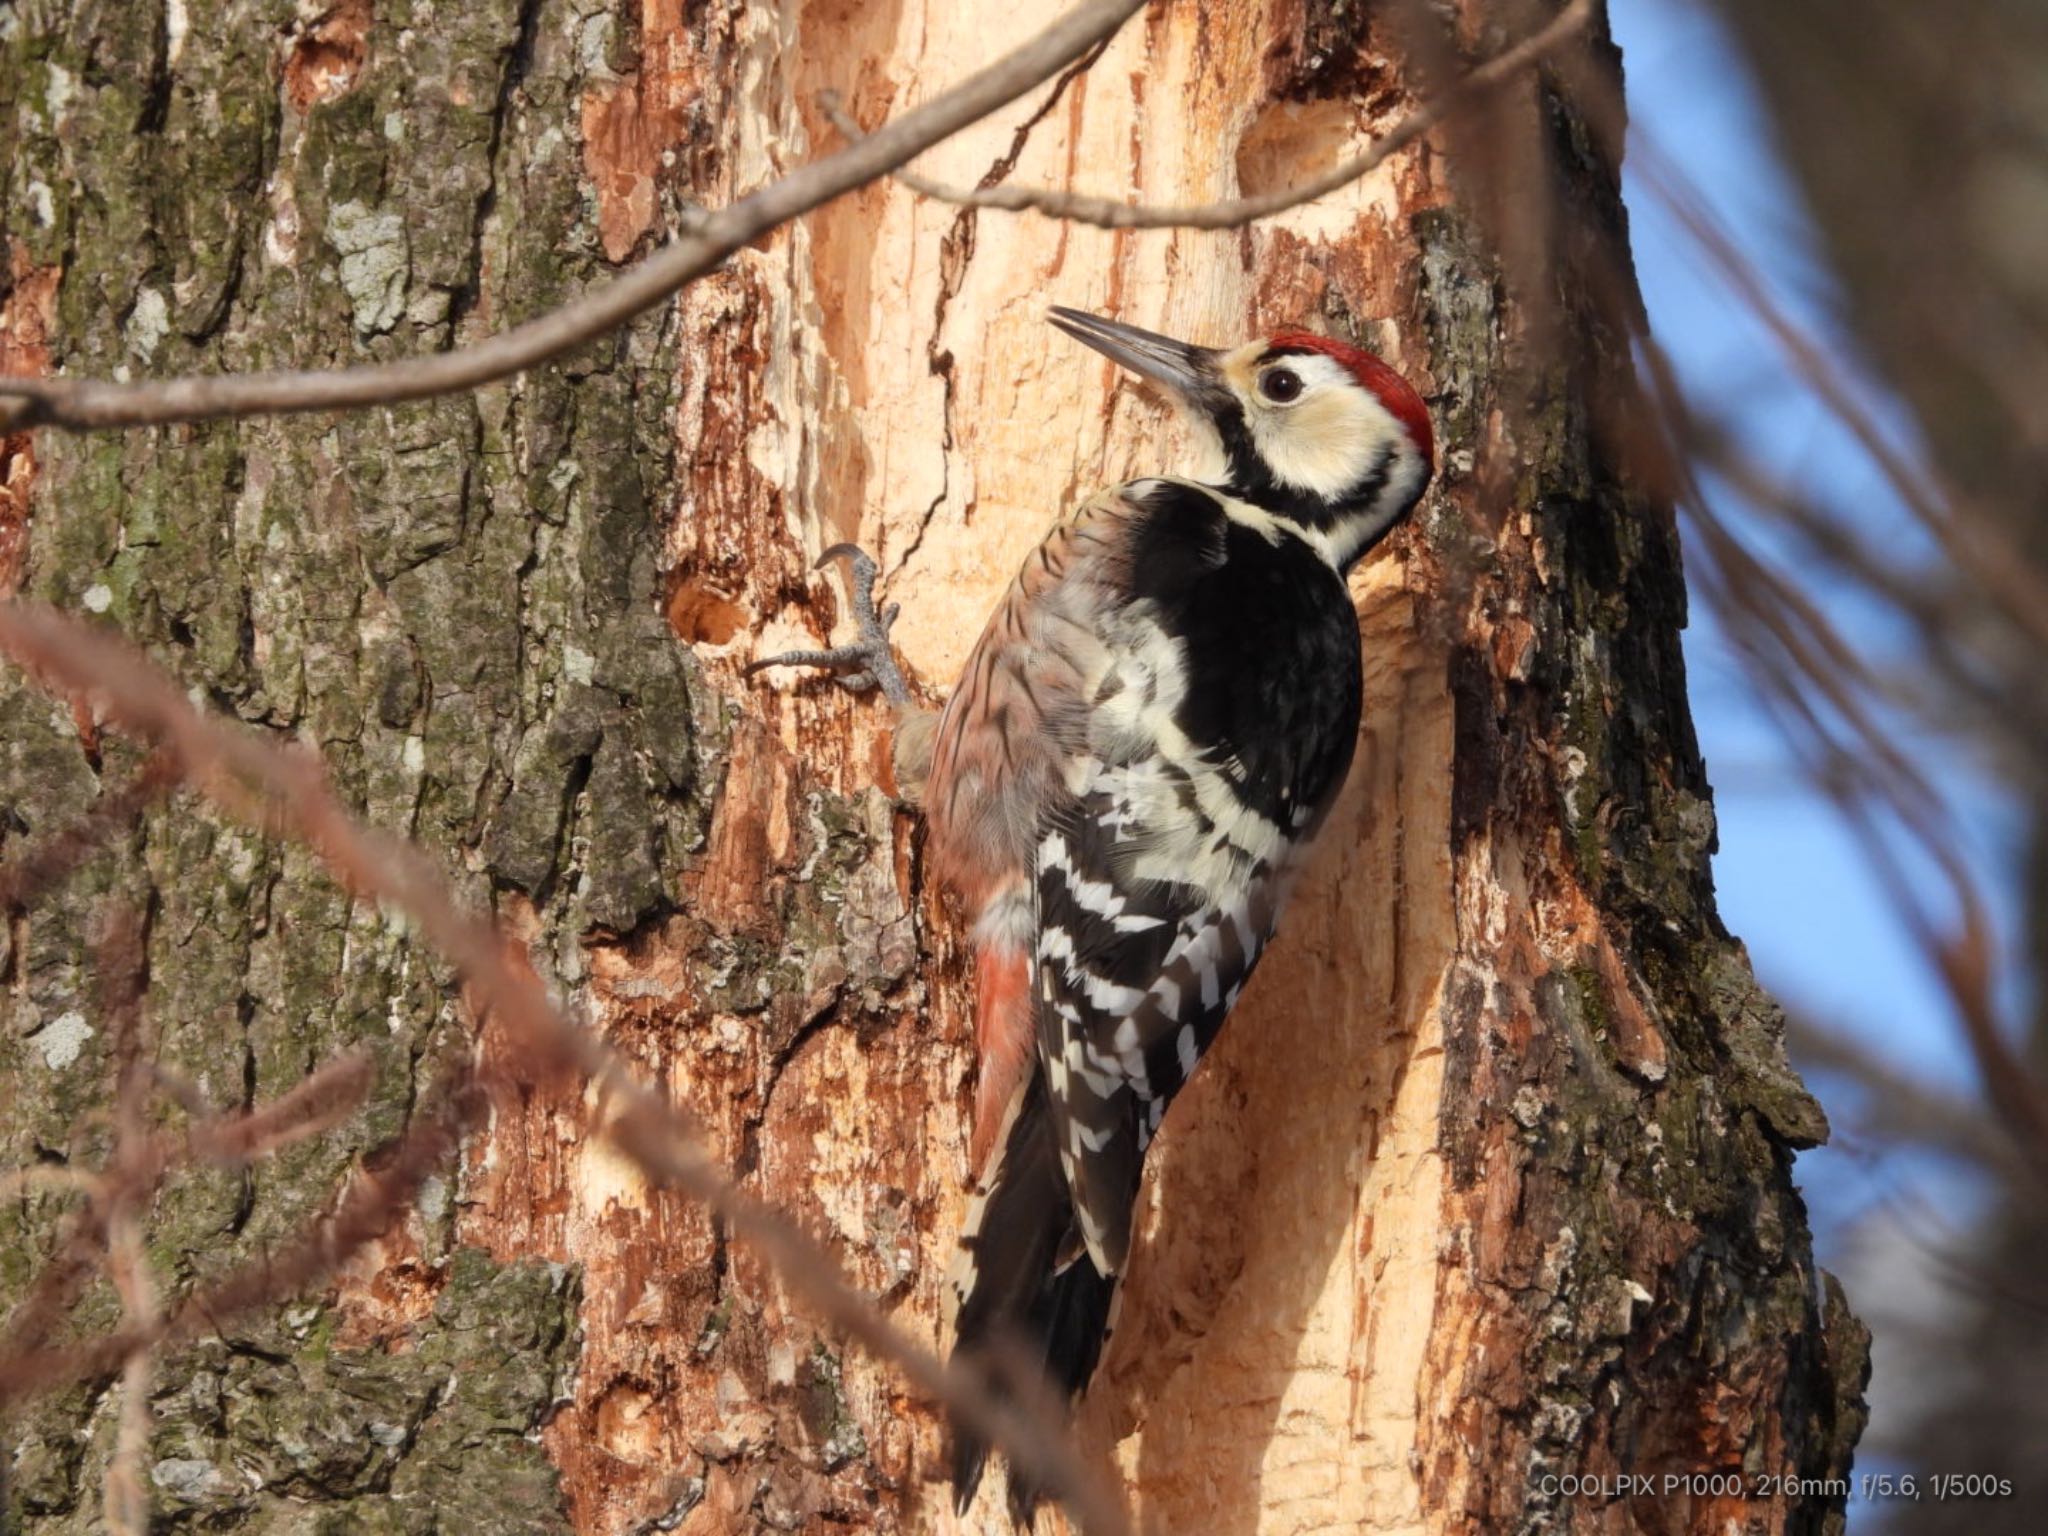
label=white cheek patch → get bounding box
[1248,376,1384,502]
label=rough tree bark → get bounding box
[0,2,1864,1534]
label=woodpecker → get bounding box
[751,308,1433,1522]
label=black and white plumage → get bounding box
[1027,478,1361,1279]
[751,307,1434,1522]
[928,313,1434,1523]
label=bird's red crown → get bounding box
[1267,328,1435,471]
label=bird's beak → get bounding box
[1048,307,1223,404]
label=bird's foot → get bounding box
[746,544,912,707]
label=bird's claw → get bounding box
[746,544,911,706]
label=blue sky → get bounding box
[1612,0,2013,1492]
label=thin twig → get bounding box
[98,903,159,1536]
[103,1213,157,1536]
[0,0,1145,433]
[0,1166,102,1201]
[826,0,1595,230]
[185,1052,375,1166]
[1790,1017,2024,1178]
[1613,248,2048,1181]
[1659,433,2048,1168]
[1681,497,2048,1178]
[0,1055,484,1401]
[0,1205,110,1379]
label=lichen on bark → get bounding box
[11,1249,580,1533]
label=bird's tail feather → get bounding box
[946,1069,1118,1524]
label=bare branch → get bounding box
[0,0,1145,434]
[1679,481,2048,1181]
[185,1052,376,1166]
[825,0,1595,230]
[1632,139,2048,656]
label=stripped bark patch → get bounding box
[285,0,373,113]
[580,3,698,263]
[0,246,59,599]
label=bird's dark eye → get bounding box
[1259,367,1303,403]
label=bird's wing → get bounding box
[924,480,1180,896]
[1031,598,1295,1278]
[926,479,1222,1166]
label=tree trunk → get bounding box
[0,2,1864,1534]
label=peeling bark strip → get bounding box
[0,4,1860,1536]
[0,245,57,597]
